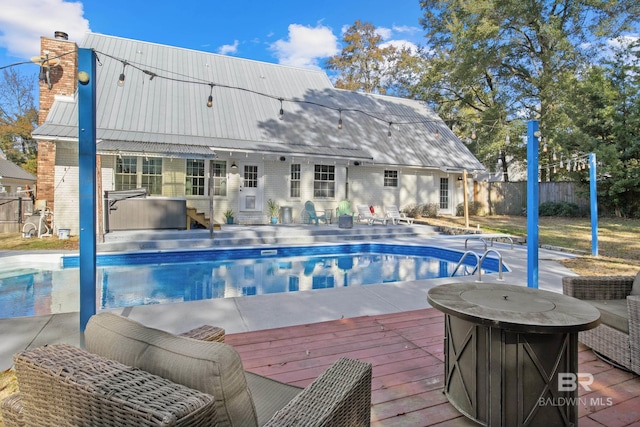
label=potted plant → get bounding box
[224,209,234,225]
[267,199,279,224]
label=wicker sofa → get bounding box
[1,313,373,427]
[562,275,640,375]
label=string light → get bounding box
[207,83,214,108]
[58,49,472,140]
[471,127,477,140]
[143,70,157,80]
[117,61,127,87]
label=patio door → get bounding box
[238,162,263,212]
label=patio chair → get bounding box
[303,200,329,225]
[356,205,388,226]
[336,200,354,217]
[84,313,372,427]
[384,205,414,225]
[562,274,640,374]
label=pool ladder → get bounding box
[451,249,504,282]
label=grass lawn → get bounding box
[423,215,640,276]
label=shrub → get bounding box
[455,201,486,216]
[421,203,440,218]
[539,201,581,217]
[402,204,419,217]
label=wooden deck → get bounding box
[225,308,640,427]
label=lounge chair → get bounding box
[384,205,414,225]
[562,274,640,375]
[356,205,388,225]
[2,313,373,427]
[303,200,329,225]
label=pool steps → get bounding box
[97,224,441,252]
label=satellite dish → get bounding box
[30,55,60,67]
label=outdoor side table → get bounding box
[427,282,600,427]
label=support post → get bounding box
[462,170,469,228]
[527,120,539,288]
[589,153,598,256]
[209,160,214,239]
[78,48,97,331]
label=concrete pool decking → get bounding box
[0,224,578,370]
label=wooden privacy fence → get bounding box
[474,181,589,215]
[0,194,34,233]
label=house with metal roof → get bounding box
[32,32,484,235]
[0,152,36,195]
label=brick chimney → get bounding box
[36,32,78,211]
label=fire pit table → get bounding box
[427,282,600,427]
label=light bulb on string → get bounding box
[278,98,284,120]
[206,83,214,108]
[117,61,127,87]
[337,109,343,130]
[553,151,557,161]
[387,122,392,139]
[471,127,477,140]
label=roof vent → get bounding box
[54,31,69,40]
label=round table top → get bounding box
[427,282,601,334]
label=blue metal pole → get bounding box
[527,120,539,288]
[589,153,598,256]
[78,48,97,331]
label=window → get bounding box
[244,165,258,188]
[210,161,227,196]
[186,159,205,196]
[440,177,449,209]
[290,164,301,198]
[142,157,163,195]
[384,170,398,187]
[314,165,335,198]
[115,156,137,190]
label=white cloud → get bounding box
[271,23,339,69]
[382,39,419,54]
[376,27,392,40]
[392,25,421,36]
[218,40,239,55]
[0,0,90,60]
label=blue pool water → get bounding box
[0,243,505,318]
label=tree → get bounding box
[566,39,640,216]
[325,20,414,95]
[416,0,640,177]
[0,68,38,173]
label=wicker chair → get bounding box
[2,314,373,427]
[562,275,640,375]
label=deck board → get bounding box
[226,308,640,426]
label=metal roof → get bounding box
[33,32,484,171]
[0,158,37,181]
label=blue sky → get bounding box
[0,0,425,73]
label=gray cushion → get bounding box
[588,299,629,334]
[631,271,640,296]
[85,312,258,427]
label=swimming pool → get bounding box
[0,243,506,318]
